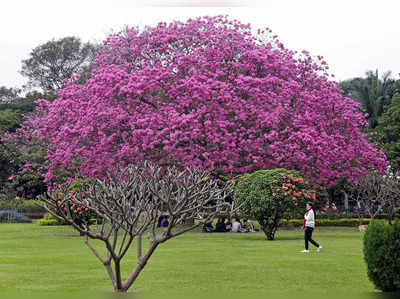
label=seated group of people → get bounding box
[202,217,256,233]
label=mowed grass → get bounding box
[0,224,377,297]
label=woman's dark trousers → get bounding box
[305,227,319,250]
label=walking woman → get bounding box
[301,202,323,253]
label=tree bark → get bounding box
[120,241,160,291]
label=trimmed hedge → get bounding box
[281,218,372,227]
[37,219,60,226]
[363,220,400,292]
[316,212,400,220]
[37,213,65,226]
[37,213,99,226]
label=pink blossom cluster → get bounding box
[23,16,387,186]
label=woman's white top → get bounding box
[304,209,315,228]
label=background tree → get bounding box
[376,93,400,171]
[0,86,20,103]
[234,168,323,240]
[340,70,397,128]
[39,163,231,292]
[347,171,400,224]
[18,16,387,188]
[20,36,98,94]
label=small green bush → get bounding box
[363,220,400,292]
[37,213,99,226]
[38,213,66,226]
[37,219,60,226]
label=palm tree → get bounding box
[340,70,397,128]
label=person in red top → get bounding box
[301,202,322,253]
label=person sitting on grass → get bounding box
[232,218,248,233]
[202,221,214,233]
[243,219,256,232]
[225,218,232,232]
[215,217,228,232]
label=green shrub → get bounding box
[37,219,60,226]
[363,220,400,292]
[37,213,99,226]
[37,213,66,226]
[234,169,322,240]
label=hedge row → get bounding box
[37,216,373,227]
[281,218,372,227]
[37,213,63,226]
[37,213,99,226]
[316,212,400,220]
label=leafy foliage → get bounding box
[234,168,322,240]
[376,93,400,171]
[0,109,21,133]
[363,220,400,292]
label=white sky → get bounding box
[1,0,400,89]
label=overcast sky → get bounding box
[1,0,399,89]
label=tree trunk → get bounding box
[260,219,278,241]
[120,241,160,292]
[264,228,275,240]
[343,191,349,211]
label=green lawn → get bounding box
[0,224,378,298]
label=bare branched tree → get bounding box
[347,171,400,224]
[379,171,400,224]
[38,163,232,292]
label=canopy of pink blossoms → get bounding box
[27,16,387,187]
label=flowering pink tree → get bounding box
[22,16,387,186]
